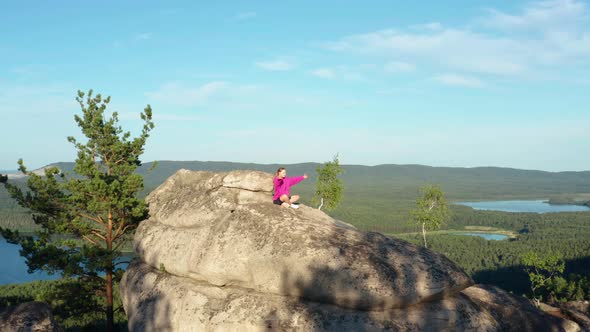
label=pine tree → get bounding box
[0,90,154,331]
[312,154,344,211]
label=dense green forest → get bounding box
[3,161,590,233]
[396,210,590,296]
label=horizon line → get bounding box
[2,160,588,174]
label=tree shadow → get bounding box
[0,295,35,309]
[121,260,172,332]
[275,227,580,331]
[472,264,530,295]
[472,256,590,297]
[274,229,471,331]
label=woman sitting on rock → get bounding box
[273,167,307,209]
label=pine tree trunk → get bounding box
[422,222,427,248]
[106,269,114,332]
[106,208,114,332]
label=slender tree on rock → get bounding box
[411,184,450,248]
[0,90,154,332]
[312,154,344,211]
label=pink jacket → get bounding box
[273,176,305,200]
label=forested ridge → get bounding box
[2,161,590,233]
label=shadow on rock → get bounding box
[121,260,172,332]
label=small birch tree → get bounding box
[312,154,344,211]
[411,185,450,248]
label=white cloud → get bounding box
[11,64,55,77]
[410,22,442,31]
[0,82,76,115]
[481,0,585,31]
[255,59,295,71]
[155,114,200,121]
[308,65,372,81]
[310,68,335,79]
[136,33,152,40]
[118,112,200,121]
[146,81,228,106]
[114,32,153,48]
[433,74,485,88]
[323,0,590,79]
[234,11,257,21]
[326,28,531,76]
[384,61,415,73]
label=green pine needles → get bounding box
[0,90,154,332]
[312,154,344,211]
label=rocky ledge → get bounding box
[121,169,580,331]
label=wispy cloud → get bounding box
[145,81,321,111]
[433,74,485,88]
[309,65,372,81]
[384,61,415,73]
[113,32,153,48]
[118,112,200,121]
[326,28,530,76]
[323,0,590,80]
[146,81,228,106]
[136,32,152,40]
[481,0,585,31]
[410,22,442,31]
[234,11,257,21]
[0,82,76,115]
[310,68,336,79]
[255,59,295,71]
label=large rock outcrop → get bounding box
[121,169,580,331]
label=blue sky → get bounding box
[1,0,589,171]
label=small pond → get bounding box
[454,200,590,213]
[455,232,508,241]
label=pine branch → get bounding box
[82,235,99,246]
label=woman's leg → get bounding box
[280,194,291,207]
[290,195,300,203]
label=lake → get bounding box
[0,237,131,285]
[455,232,508,240]
[1,237,60,285]
[454,200,590,213]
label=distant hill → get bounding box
[4,166,60,180]
[127,161,590,200]
[2,161,590,232]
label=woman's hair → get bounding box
[276,167,285,176]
